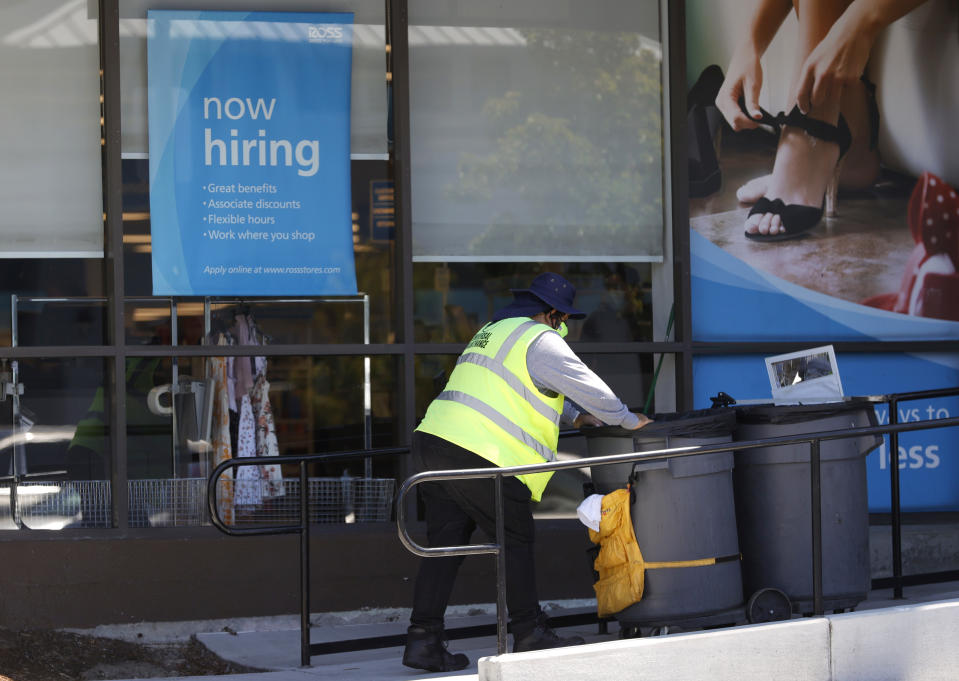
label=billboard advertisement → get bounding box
[147,10,357,296]
[685,0,959,510]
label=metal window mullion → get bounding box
[99,0,127,530]
[388,0,417,528]
[665,0,692,411]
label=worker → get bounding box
[402,272,652,672]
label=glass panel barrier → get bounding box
[126,354,397,528]
[0,357,111,529]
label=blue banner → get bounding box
[147,10,357,296]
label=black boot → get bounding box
[402,625,469,672]
[512,614,586,653]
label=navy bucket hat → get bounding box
[510,273,586,319]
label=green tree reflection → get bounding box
[450,29,663,258]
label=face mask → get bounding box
[558,321,569,338]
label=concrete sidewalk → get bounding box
[97,582,959,681]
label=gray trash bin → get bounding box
[733,399,882,614]
[583,409,743,629]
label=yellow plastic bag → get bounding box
[588,488,725,617]
[588,488,644,617]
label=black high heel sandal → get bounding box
[740,102,852,242]
[688,65,726,198]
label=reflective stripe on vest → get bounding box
[452,355,561,426]
[435,389,557,463]
[415,318,563,500]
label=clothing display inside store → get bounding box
[206,310,285,522]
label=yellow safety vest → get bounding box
[416,317,565,501]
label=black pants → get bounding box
[409,431,542,633]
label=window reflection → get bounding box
[121,353,397,528]
[413,263,653,343]
[0,357,111,529]
[0,352,399,530]
[409,3,665,261]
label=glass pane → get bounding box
[12,298,107,347]
[0,1,103,258]
[128,354,398,528]
[198,300,368,346]
[118,0,388,157]
[0,357,112,529]
[414,354,457,420]
[125,299,174,345]
[409,0,665,261]
[577,351,655,415]
[0,261,106,348]
[414,263,654,343]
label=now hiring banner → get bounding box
[147,10,357,296]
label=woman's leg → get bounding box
[736,76,880,203]
[743,0,877,237]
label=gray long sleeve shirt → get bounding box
[526,328,640,429]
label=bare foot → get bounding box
[738,79,880,206]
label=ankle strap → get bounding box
[738,98,851,157]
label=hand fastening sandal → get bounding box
[740,101,852,243]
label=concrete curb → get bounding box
[480,597,959,681]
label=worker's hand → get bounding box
[573,413,604,429]
[625,413,653,430]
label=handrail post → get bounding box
[810,438,823,616]
[494,473,508,656]
[889,398,904,599]
[300,461,311,667]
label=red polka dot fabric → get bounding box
[862,172,959,321]
[909,172,959,263]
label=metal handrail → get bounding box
[202,391,959,665]
[396,411,959,656]
[878,387,959,599]
[207,446,408,666]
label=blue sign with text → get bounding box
[148,10,357,295]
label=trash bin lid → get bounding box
[583,408,737,439]
[735,397,878,426]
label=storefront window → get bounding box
[407,0,672,420]
[409,0,665,263]
[119,1,396,344]
[121,352,397,528]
